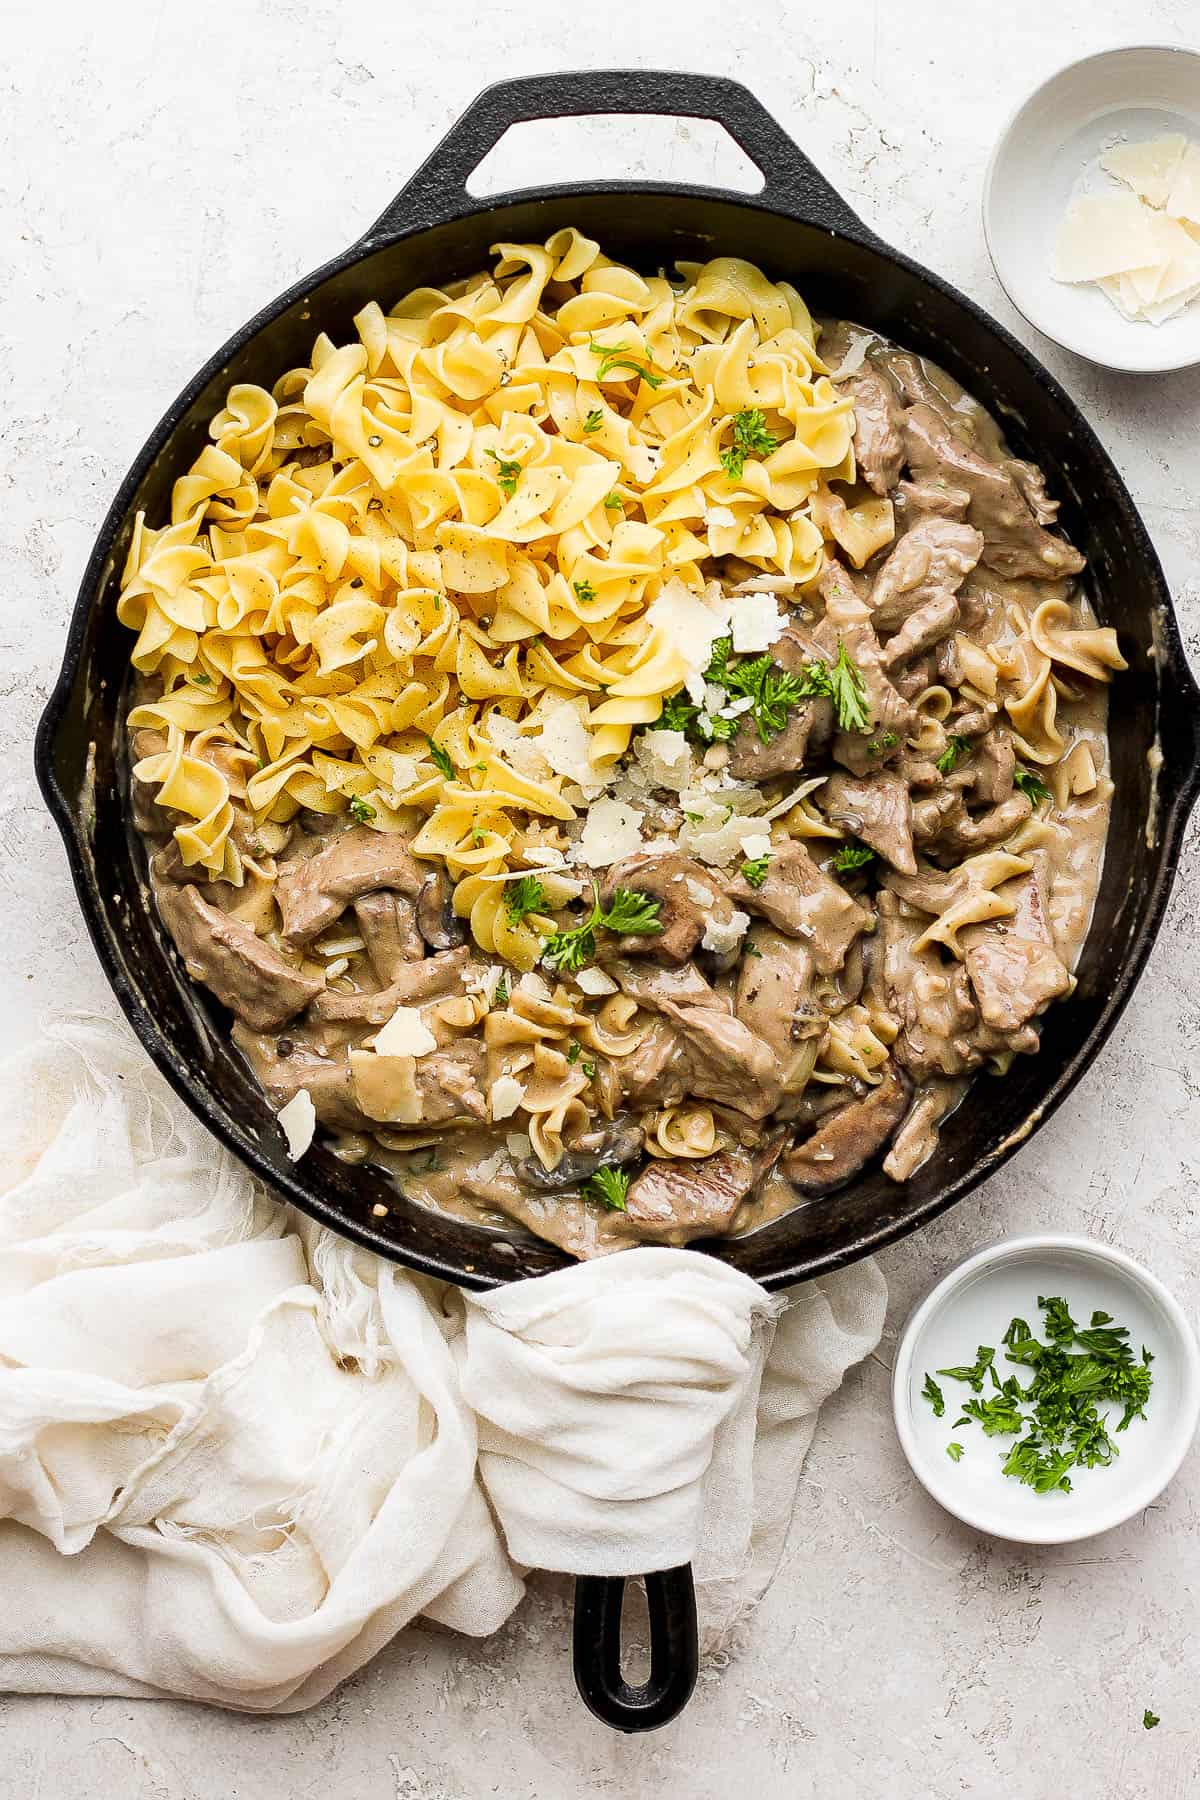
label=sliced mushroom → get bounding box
[416,868,467,951]
[518,1122,644,1191]
[784,1062,912,1195]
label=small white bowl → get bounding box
[984,45,1200,372]
[892,1235,1200,1544]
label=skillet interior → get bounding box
[37,187,1200,1290]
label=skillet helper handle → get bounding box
[362,69,871,243]
[572,1564,698,1732]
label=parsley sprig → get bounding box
[922,1295,1155,1496]
[833,841,875,873]
[542,882,663,974]
[348,795,376,825]
[720,408,779,480]
[589,339,664,387]
[936,734,970,776]
[583,1166,631,1211]
[485,447,522,496]
[423,736,455,780]
[1014,764,1053,806]
[503,875,547,926]
[582,408,604,435]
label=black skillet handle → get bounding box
[360,69,873,246]
[572,1564,698,1732]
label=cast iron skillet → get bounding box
[35,71,1200,1734]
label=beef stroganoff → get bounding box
[119,232,1123,1258]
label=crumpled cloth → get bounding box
[0,1015,886,1712]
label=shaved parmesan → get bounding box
[576,797,645,867]
[730,591,786,653]
[373,1006,438,1058]
[575,966,618,996]
[644,579,732,704]
[1102,134,1186,210]
[634,728,694,793]
[1053,191,1165,282]
[701,909,750,955]
[277,1088,316,1160]
[505,1130,533,1160]
[740,831,772,860]
[490,1075,526,1121]
[517,971,552,1001]
[1168,141,1200,226]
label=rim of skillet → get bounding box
[34,169,1200,1292]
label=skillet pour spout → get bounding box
[34,71,1200,1733]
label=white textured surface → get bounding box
[3,0,1199,1792]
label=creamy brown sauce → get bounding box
[131,327,1118,1263]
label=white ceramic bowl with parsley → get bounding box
[892,1235,1200,1544]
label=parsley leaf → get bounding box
[723,653,808,744]
[542,882,663,974]
[868,731,898,756]
[583,408,604,434]
[589,339,664,387]
[1143,1710,1160,1730]
[742,940,763,959]
[946,1441,965,1462]
[826,641,871,733]
[720,408,779,480]
[583,1166,631,1211]
[936,734,970,776]
[485,447,522,496]
[191,670,212,686]
[348,795,376,825]
[922,1373,946,1418]
[503,875,547,926]
[566,1040,582,1065]
[493,974,509,1007]
[582,1059,597,1079]
[833,841,875,873]
[424,736,455,780]
[937,1346,996,1393]
[704,636,733,685]
[603,491,623,510]
[573,579,596,602]
[1014,764,1053,805]
[740,855,771,888]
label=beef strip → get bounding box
[883,1078,967,1181]
[615,1017,687,1109]
[964,731,1016,805]
[599,853,736,965]
[232,1027,371,1132]
[962,933,1072,1032]
[354,890,423,984]
[914,791,1031,861]
[822,769,917,874]
[155,880,322,1031]
[725,842,871,972]
[726,627,835,782]
[880,592,961,669]
[784,1062,911,1195]
[903,405,1086,582]
[658,1004,784,1120]
[617,1139,784,1246]
[603,957,721,1012]
[845,365,906,495]
[869,519,984,632]
[309,947,473,1026]
[276,828,425,946]
[735,924,822,1088]
[894,477,973,524]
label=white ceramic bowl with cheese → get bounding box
[892,1235,1200,1545]
[984,45,1200,371]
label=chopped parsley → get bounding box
[946,1441,965,1462]
[740,855,771,888]
[922,1373,946,1418]
[486,448,522,496]
[742,940,763,959]
[936,734,971,776]
[1014,764,1053,806]
[583,408,604,434]
[542,882,663,974]
[657,689,736,747]
[833,841,875,873]
[867,731,898,756]
[566,1041,582,1065]
[424,736,455,780]
[573,578,596,601]
[582,1059,597,1079]
[928,1294,1155,1497]
[824,642,872,734]
[190,670,212,686]
[588,339,664,387]
[503,874,547,926]
[493,974,509,1007]
[1143,1710,1160,1731]
[603,491,623,510]
[720,407,779,480]
[348,795,376,825]
[704,636,733,685]
[583,1165,631,1211]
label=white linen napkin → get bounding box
[0,1014,885,1712]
